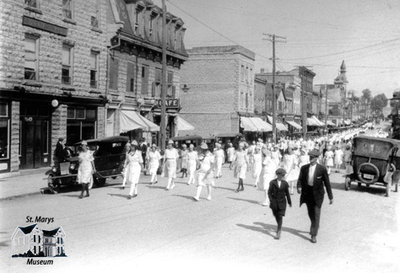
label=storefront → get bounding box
[0,101,10,173]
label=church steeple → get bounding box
[340,60,346,74]
[335,60,348,84]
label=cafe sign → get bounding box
[22,16,68,36]
[156,99,180,109]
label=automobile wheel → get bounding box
[47,174,59,194]
[358,163,380,184]
[344,177,351,191]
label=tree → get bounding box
[371,93,388,117]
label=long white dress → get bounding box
[147,150,161,176]
[196,152,215,186]
[125,151,143,185]
[164,148,179,178]
[334,149,344,166]
[283,153,299,182]
[325,150,334,167]
[77,151,94,184]
[252,152,262,180]
[227,147,235,162]
[261,155,277,191]
[234,150,248,179]
[214,149,225,177]
[187,150,198,184]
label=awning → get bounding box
[344,119,351,125]
[120,110,159,133]
[177,116,195,131]
[327,120,335,126]
[307,116,324,127]
[276,122,288,131]
[286,120,302,130]
[240,117,272,132]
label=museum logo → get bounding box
[11,223,66,264]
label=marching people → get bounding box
[164,139,179,190]
[121,142,131,189]
[261,148,277,206]
[268,168,292,240]
[214,143,225,178]
[297,149,333,243]
[226,142,235,170]
[147,144,162,185]
[334,144,344,172]
[180,144,189,178]
[193,142,215,201]
[324,145,334,174]
[124,140,144,199]
[282,148,299,195]
[139,138,148,172]
[77,141,95,199]
[234,142,249,192]
[252,146,263,188]
[187,144,198,185]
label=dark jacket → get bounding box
[268,179,292,213]
[297,163,333,208]
[54,142,66,163]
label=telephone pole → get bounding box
[159,0,167,150]
[263,33,286,144]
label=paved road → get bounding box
[1,164,399,273]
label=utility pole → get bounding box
[159,0,167,150]
[263,33,286,144]
[324,84,328,135]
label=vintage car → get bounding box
[345,136,400,196]
[46,136,129,193]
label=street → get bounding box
[1,164,399,273]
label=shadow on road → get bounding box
[237,221,311,241]
[227,197,259,205]
[108,193,129,199]
[173,194,196,201]
[214,186,236,192]
[146,185,167,190]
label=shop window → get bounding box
[62,0,73,20]
[67,107,97,145]
[24,36,38,80]
[62,44,73,85]
[0,120,9,159]
[90,51,98,88]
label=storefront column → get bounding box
[10,101,20,173]
[51,104,67,165]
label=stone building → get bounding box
[0,0,110,175]
[105,0,188,144]
[179,45,269,139]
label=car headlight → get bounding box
[52,167,57,172]
[70,164,75,170]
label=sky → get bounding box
[153,0,400,98]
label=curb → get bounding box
[0,190,44,201]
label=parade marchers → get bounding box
[64,126,387,244]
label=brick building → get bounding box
[105,0,188,144]
[0,0,110,175]
[180,45,269,139]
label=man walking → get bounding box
[297,149,333,243]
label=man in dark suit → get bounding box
[268,168,292,240]
[297,149,333,243]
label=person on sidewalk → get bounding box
[226,142,235,170]
[125,140,143,199]
[121,142,131,189]
[214,143,225,179]
[187,144,198,185]
[193,143,215,201]
[139,139,148,173]
[234,142,249,192]
[164,139,179,190]
[268,168,292,240]
[261,148,277,206]
[297,149,333,244]
[252,146,262,188]
[180,144,189,178]
[53,137,67,175]
[147,144,161,185]
[77,141,94,199]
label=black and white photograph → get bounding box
[0,0,399,272]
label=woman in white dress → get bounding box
[125,141,143,199]
[282,148,299,195]
[77,141,94,199]
[180,144,189,178]
[187,144,198,185]
[252,146,263,187]
[261,149,277,206]
[146,144,161,185]
[214,143,225,178]
[164,139,179,190]
[121,142,131,189]
[193,143,215,201]
[226,143,235,170]
[234,142,249,192]
[324,145,334,175]
[334,145,344,172]
[298,148,310,168]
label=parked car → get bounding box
[344,135,400,196]
[46,136,129,193]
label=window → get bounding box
[0,103,9,160]
[24,36,38,80]
[25,0,38,8]
[152,68,161,97]
[141,65,149,95]
[91,0,100,28]
[62,44,73,84]
[108,58,119,90]
[62,0,73,19]
[67,107,97,145]
[126,62,135,93]
[167,71,174,98]
[90,51,98,88]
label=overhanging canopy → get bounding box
[240,117,272,132]
[177,116,195,131]
[286,120,302,130]
[327,120,335,126]
[307,116,324,127]
[120,110,159,133]
[276,122,288,131]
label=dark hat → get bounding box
[275,168,287,176]
[308,149,320,158]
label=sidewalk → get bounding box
[0,167,49,201]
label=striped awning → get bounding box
[120,110,159,133]
[276,122,288,131]
[240,117,272,132]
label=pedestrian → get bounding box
[187,144,198,185]
[147,143,162,185]
[268,168,292,240]
[297,149,334,243]
[125,140,143,199]
[214,143,225,178]
[121,142,131,189]
[193,142,215,201]
[226,142,235,170]
[261,149,277,206]
[252,146,262,187]
[298,148,310,168]
[234,142,249,192]
[53,137,67,175]
[164,139,179,190]
[140,138,148,173]
[180,144,189,178]
[334,145,344,172]
[77,141,95,199]
[282,148,298,195]
[324,145,334,174]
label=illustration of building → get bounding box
[11,224,66,257]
